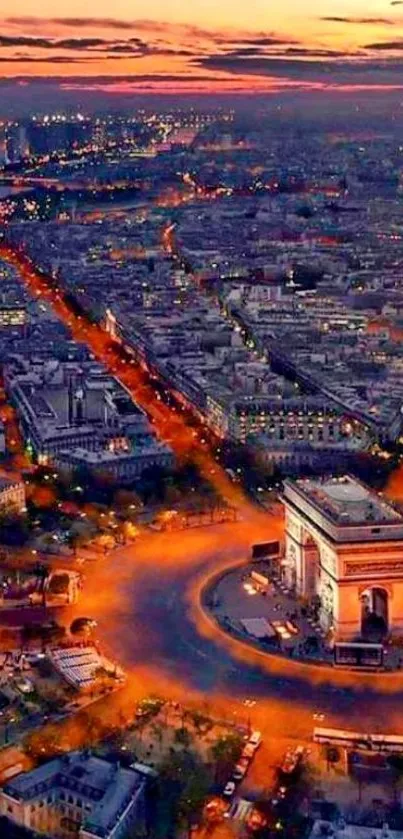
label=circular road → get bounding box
[75,519,403,744]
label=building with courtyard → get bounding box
[282,476,403,640]
[4,358,173,483]
[0,750,148,839]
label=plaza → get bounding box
[206,561,333,663]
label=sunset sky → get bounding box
[2,1,403,95]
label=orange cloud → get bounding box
[1,13,403,93]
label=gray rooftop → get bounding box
[285,476,403,527]
[3,750,146,838]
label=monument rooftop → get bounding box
[283,475,403,537]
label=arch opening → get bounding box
[360,587,389,641]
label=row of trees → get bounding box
[151,730,243,838]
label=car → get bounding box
[248,730,262,750]
[233,757,250,780]
[223,781,236,798]
[242,743,255,760]
[15,678,34,695]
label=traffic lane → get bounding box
[124,565,403,728]
[92,536,248,691]
[76,530,403,737]
[0,246,255,518]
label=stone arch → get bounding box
[283,541,297,590]
[284,516,323,596]
[319,577,338,632]
[300,528,321,597]
[301,528,319,547]
[360,585,389,641]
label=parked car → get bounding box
[242,742,256,760]
[248,730,262,751]
[233,757,250,781]
[223,781,236,798]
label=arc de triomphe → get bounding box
[282,476,403,640]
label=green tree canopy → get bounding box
[210,732,242,784]
[158,749,211,836]
[174,727,192,748]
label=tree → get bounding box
[25,722,68,762]
[189,711,212,737]
[80,711,106,747]
[68,523,92,557]
[158,749,211,839]
[210,733,242,784]
[151,721,164,747]
[93,665,112,694]
[174,727,192,748]
[33,563,50,607]
[177,766,211,838]
[70,616,97,637]
[43,686,69,714]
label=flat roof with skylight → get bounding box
[283,476,403,543]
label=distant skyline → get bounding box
[3,2,403,96]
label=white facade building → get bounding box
[0,751,147,839]
[0,477,25,514]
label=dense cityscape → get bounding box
[4,5,403,837]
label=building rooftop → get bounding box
[49,645,125,691]
[309,822,403,839]
[2,751,145,839]
[285,476,403,527]
[59,441,171,464]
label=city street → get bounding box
[2,245,403,770]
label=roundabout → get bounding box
[5,243,403,751]
[72,517,403,753]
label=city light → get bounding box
[1,88,403,839]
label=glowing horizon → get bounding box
[1,2,403,94]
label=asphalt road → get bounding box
[74,521,403,745]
